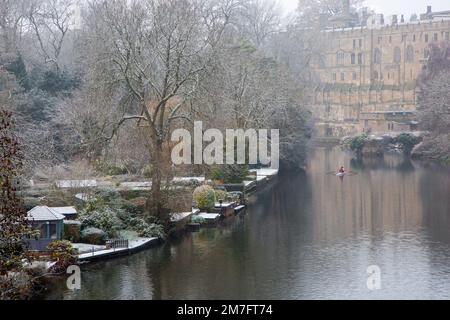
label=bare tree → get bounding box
[80,0,231,218]
[193,27,311,169]
[234,0,281,47]
[0,0,28,54]
[26,0,76,72]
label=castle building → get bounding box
[311,4,450,138]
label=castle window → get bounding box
[340,73,345,81]
[332,73,337,81]
[446,32,450,41]
[425,34,429,42]
[394,47,401,64]
[389,35,392,43]
[353,39,356,49]
[358,53,363,64]
[359,39,362,48]
[373,48,381,64]
[352,72,357,80]
[402,34,407,42]
[434,33,438,41]
[406,45,414,63]
[351,53,356,64]
[318,55,326,68]
[413,34,416,42]
[337,51,345,65]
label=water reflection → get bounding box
[46,147,450,300]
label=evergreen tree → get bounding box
[0,109,35,299]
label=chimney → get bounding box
[392,15,398,25]
[427,6,432,14]
[401,15,405,23]
[343,0,350,16]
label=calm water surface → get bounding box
[46,147,450,300]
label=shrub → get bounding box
[210,167,225,182]
[81,227,107,245]
[349,134,368,154]
[214,189,228,202]
[193,185,216,211]
[82,196,107,214]
[119,190,143,200]
[80,208,123,237]
[411,133,450,163]
[95,162,128,176]
[47,240,77,273]
[139,223,165,239]
[120,200,144,215]
[124,217,165,238]
[395,133,422,155]
[191,215,206,224]
[228,191,244,205]
[126,217,148,232]
[210,165,249,184]
[95,189,122,206]
[224,165,249,183]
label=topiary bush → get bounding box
[193,185,216,211]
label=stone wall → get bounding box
[311,18,450,137]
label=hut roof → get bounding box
[27,206,66,221]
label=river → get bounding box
[45,147,450,300]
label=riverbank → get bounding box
[411,134,450,164]
[340,132,424,157]
[31,168,279,269]
[77,237,162,262]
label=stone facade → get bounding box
[311,7,450,138]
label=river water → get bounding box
[45,147,450,300]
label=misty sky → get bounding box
[280,0,449,18]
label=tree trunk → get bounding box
[147,136,167,223]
